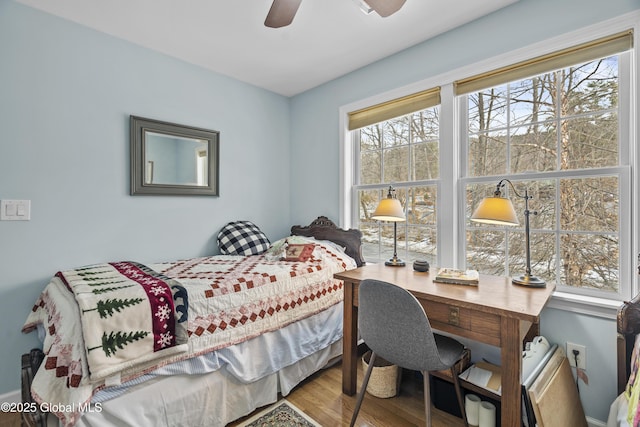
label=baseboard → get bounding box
[0,389,20,404]
[587,415,606,427]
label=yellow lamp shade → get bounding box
[372,197,405,222]
[471,196,519,226]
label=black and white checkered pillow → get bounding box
[217,221,271,256]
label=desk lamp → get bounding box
[470,179,546,287]
[372,186,406,267]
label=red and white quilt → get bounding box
[22,238,356,426]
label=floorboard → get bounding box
[230,360,465,427]
[0,412,20,427]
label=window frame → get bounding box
[339,13,639,319]
[458,53,632,301]
[352,107,443,266]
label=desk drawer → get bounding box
[421,300,501,346]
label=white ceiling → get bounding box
[16,0,517,96]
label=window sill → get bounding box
[546,291,624,320]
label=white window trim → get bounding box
[340,10,640,319]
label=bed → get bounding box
[609,293,640,426]
[21,216,363,427]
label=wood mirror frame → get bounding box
[130,115,219,196]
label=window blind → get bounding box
[348,87,440,130]
[454,30,633,95]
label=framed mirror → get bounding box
[130,116,219,196]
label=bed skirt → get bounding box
[57,299,345,427]
[71,339,341,427]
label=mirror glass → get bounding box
[144,132,209,186]
[130,116,219,196]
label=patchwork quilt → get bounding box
[22,238,356,427]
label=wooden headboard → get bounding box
[290,216,365,267]
[617,293,640,394]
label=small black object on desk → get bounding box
[413,259,430,272]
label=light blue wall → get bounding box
[0,1,291,394]
[540,307,619,421]
[2,0,639,423]
[288,0,639,421]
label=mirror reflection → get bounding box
[144,132,209,186]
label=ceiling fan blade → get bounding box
[363,0,406,17]
[264,0,302,28]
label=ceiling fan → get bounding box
[264,0,407,28]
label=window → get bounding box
[196,148,208,186]
[346,29,633,303]
[350,89,441,265]
[462,55,628,297]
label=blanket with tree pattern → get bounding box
[55,261,189,381]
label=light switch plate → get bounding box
[0,200,31,220]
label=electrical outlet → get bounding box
[566,342,586,370]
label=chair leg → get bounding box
[422,371,432,426]
[350,351,377,427]
[450,366,469,427]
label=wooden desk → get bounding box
[335,264,555,427]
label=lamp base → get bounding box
[385,257,406,267]
[512,274,546,288]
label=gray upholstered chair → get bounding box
[350,279,469,427]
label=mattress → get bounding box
[73,302,344,427]
[91,300,343,402]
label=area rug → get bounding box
[236,400,322,427]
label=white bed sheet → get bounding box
[69,301,343,426]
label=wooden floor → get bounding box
[0,411,20,427]
[230,360,465,427]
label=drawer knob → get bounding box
[448,307,460,326]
